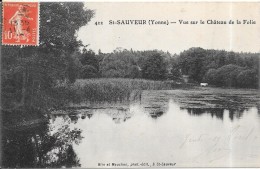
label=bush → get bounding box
[204,64,257,88]
[236,69,258,88]
[80,65,99,79]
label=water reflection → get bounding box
[3,100,260,167]
[3,116,82,168]
[185,108,225,119]
[185,107,248,121]
[70,101,260,167]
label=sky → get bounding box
[78,2,260,54]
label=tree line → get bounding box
[71,47,259,88]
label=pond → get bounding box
[2,88,260,168]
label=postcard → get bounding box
[1,1,260,168]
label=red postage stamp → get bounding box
[2,2,39,46]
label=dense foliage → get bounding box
[1,2,94,112]
[76,47,258,88]
[204,64,258,88]
[178,48,259,88]
[77,48,176,81]
[2,3,94,167]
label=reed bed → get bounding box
[69,78,180,103]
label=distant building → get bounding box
[200,83,208,87]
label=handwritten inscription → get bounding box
[178,125,259,163]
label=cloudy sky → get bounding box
[78,2,260,54]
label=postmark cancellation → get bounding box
[2,2,39,46]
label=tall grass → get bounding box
[67,78,182,103]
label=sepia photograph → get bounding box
[1,1,260,168]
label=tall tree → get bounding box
[170,62,182,80]
[1,2,94,112]
[79,49,99,78]
[178,47,206,82]
[141,51,167,80]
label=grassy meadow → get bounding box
[67,78,188,103]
